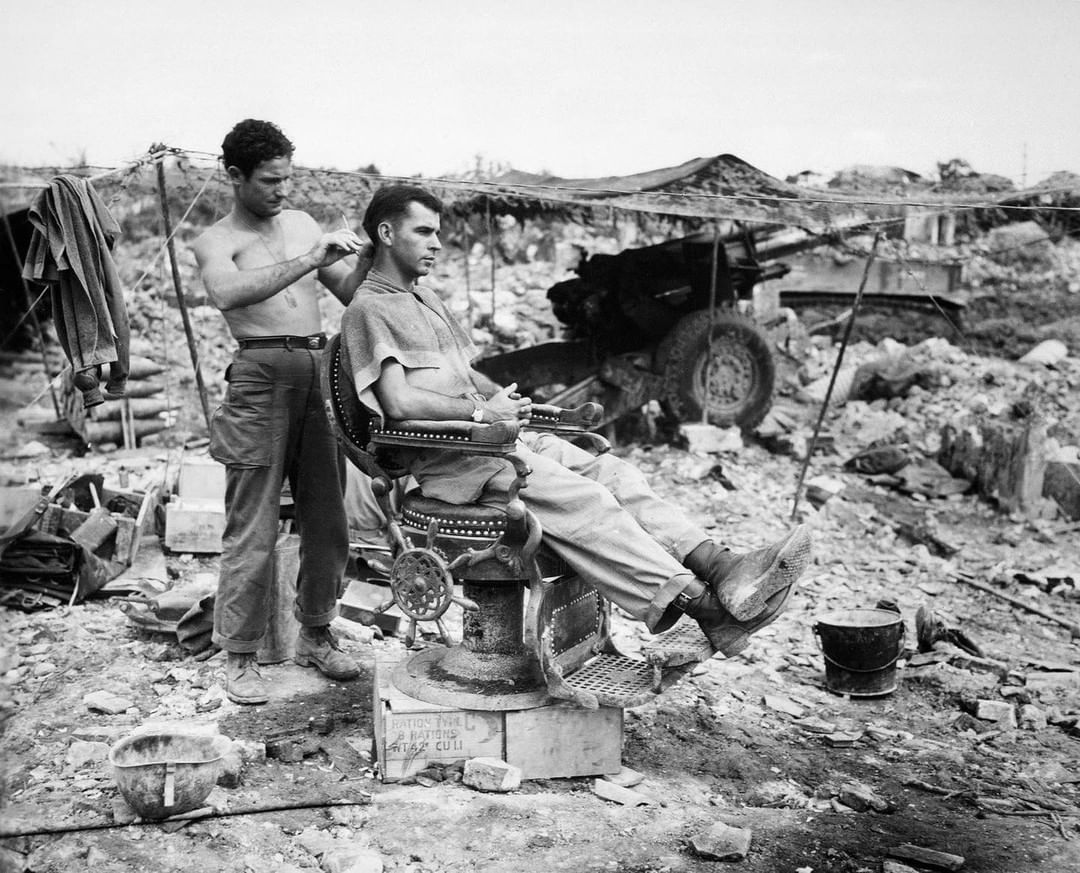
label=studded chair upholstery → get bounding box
[321,333,711,709]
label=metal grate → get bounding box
[564,654,655,698]
[640,623,715,667]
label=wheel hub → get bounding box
[695,339,756,412]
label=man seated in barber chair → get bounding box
[339,183,811,660]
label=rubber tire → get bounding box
[657,309,775,429]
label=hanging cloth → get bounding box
[22,174,130,408]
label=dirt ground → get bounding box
[2,411,1080,872]
[2,245,1080,871]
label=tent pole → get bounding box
[462,216,473,332]
[790,232,881,520]
[155,158,212,432]
[486,200,496,322]
[1,210,61,417]
[702,225,721,423]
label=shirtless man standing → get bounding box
[193,119,371,704]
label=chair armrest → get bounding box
[372,418,521,453]
[527,402,603,433]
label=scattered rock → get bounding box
[837,781,892,813]
[1018,703,1048,730]
[83,690,135,715]
[689,821,752,861]
[66,740,110,769]
[604,766,644,788]
[824,730,863,747]
[883,861,922,873]
[111,796,139,825]
[743,780,812,809]
[974,699,1017,730]
[763,694,806,718]
[677,423,743,454]
[1025,671,1080,693]
[231,739,266,763]
[462,757,521,793]
[592,779,651,806]
[297,826,337,859]
[217,747,243,788]
[1018,339,1068,366]
[887,843,964,871]
[321,848,384,873]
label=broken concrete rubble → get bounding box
[462,757,521,793]
[689,821,752,861]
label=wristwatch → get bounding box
[471,401,485,423]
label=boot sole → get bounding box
[294,654,360,681]
[226,687,269,705]
[716,580,798,657]
[723,525,811,621]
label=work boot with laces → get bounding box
[225,652,270,705]
[685,525,812,622]
[294,626,360,681]
[674,578,795,657]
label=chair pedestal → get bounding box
[392,580,553,712]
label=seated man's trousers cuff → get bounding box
[645,572,697,633]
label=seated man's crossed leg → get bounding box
[341,182,811,660]
[453,430,812,656]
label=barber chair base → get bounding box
[374,654,623,783]
[392,645,553,711]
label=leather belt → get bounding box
[237,333,327,351]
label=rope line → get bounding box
[126,162,216,294]
[6,146,1076,215]
[0,286,48,350]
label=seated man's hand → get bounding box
[485,382,532,422]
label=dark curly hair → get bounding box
[221,119,294,178]
[362,184,443,250]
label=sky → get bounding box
[2,0,1078,186]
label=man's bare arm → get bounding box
[194,231,316,311]
[374,361,529,423]
[318,242,375,305]
[195,225,365,312]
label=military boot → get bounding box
[225,652,269,705]
[685,525,811,621]
[674,578,795,657]
[294,626,360,680]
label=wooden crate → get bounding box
[177,457,227,501]
[164,497,225,553]
[373,655,623,782]
[506,703,622,780]
[339,578,403,635]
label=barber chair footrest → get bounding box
[561,653,659,709]
[639,622,715,668]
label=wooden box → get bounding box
[339,578,404,635]
[177,457,227,501]
[164,497,226,553]
[373,655,622,782]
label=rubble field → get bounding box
[2,235,1080,872]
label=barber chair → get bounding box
[321,334,713,717]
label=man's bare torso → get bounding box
[202,209,324,338]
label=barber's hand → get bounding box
[484,383,532,422]
[309,229,365,268]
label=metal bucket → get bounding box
[256,532,301,664]
[814,608,905,697]
[109,730,231,819]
